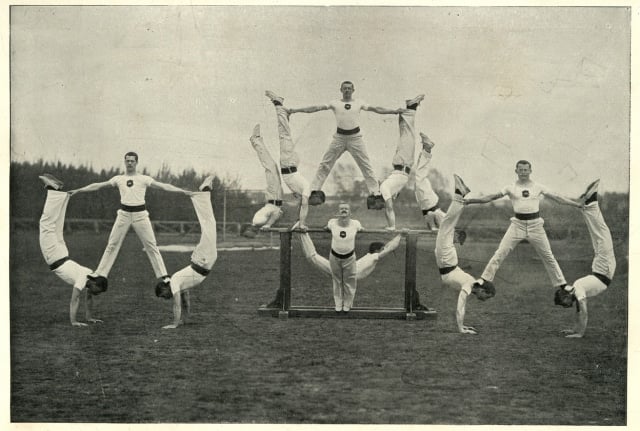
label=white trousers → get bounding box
[39,190,91,290]
[170,192,218,294]
[329,253,357,311]
[251,136,283,201]
[572,202,616,301]
[95,209,167,278]
[435,198,464,268]
[481,217,566,287]
[414,150,440,210]
[582,202,616,279]
[39,190,70,265]
[311,133,379,194]
[435,197,475,294]
[275,105,299,169]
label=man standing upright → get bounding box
[69,152,193,285]
[464,160,582,290]
[288,81,407,209]
[325,203,363,313]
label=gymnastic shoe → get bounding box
[39,173,64,190]
[406,94,425,109]
[265,90,284,106]
[453,174,470,197]
[367,194,385,210]
[199,175,214,192]
[579,179,600,205]
[309,190,325,206]
[420,133,435,153]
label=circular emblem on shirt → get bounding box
[344,104,351,110]
[522,190,530,198]
[339,231,347,238]
[126,180,134,187]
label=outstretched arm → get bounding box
[377,234,402,259]
[68,180,112,196]
[288,104,330,114]
[456,289,478,334]
[69,288,87,327]
[85,291,103,324]
[150,180,192,196]
[544,191,583,208]
[181,291,191,324]
[163,294,183,329]
[363,105,406,115]
[464,192,504,205]
[565,299,588,338]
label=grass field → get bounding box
[10,229,627,424]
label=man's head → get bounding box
[515,160,532,181]
[554,286,575,308]
[124,152,139,174]
[368,242,385,254]
[85,276,108,295]
[337,202,351,218]
[471,280,496,301]
[340,81,355,98]
[155,280,173,299]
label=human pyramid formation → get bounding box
[37,81,616,337]
[243,82,615,337]
[243,81,445,236]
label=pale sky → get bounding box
[10,5,631,195]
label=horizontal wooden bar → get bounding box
[257,306,437,320]
[262,227,437,235]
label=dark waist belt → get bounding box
[191,262,211,276]
[422,205,440,215]
[121,204,146,212]
[337,126,360,135]
[592,272,611,286]
[393,164,411,174]
[331,249,355,259]
[49,256,70,271]
[439,266,457,275]
[267,200,283,206]
[515,212,540,220]
[281,166,298,174]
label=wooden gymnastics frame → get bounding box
[257,228,438,320]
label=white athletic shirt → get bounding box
[170,266,206,295]
[329,99,369,130]
[109,174,154,206]
[327,218,363,254]
[500,181,549,214]
[55,260,92,291]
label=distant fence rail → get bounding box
[11,217,246,242]
[12,217,628,243]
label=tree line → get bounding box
[10,160,257,222]
[11,159,629,240]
